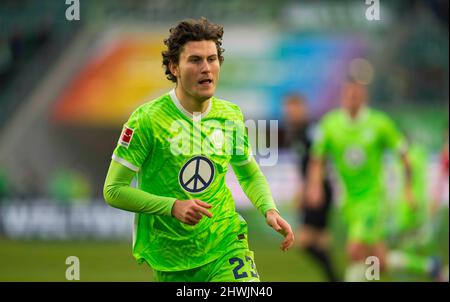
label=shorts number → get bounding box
[245,256,259,278]
[229,258,248,279]
[229,256,259,280]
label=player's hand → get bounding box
[265,209,294,252]
[305,184,324,209]
[171,199,213,225]
[404,184,417,211]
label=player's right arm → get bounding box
[103,160,177,216]
[104,160,213,225]
[306,158,325,208]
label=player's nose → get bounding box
[200,59,211,73]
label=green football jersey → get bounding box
[112,90,253,271]
[312,107,406,203]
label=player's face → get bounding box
[172,40,220,103]
[283,101,308,125]
[341,82,367,113]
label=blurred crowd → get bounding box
[0,1,448,208]
[0,164,92,203]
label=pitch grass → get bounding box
[0,207,447,282]
[0,238,327,282]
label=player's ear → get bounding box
[169,61,179,78]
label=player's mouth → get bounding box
[198,78,213,87]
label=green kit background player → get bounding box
[386,139,445,281]
[306,78,415,281]
[103,18,294,282]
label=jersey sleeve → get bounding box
[103,160,176,217]
[380,114,407,154]
[112,107,152,172]
[230,108,253,166]
[231,157,278,216]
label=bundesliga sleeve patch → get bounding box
[119,126,134,148]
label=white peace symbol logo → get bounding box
[179,156,215,193]
[344,146,366,168]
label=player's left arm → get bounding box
[231,158,294,252]
[382,114,416,209]
[400,151,416,209]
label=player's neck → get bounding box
[346,106,365,120]
[175,87,210,114]
[348,109,359,119]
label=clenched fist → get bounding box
[171,199,213,225]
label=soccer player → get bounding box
[306,78,415,281]
[387,138,445,281]
[431,126,449,216]
[103,18,294,282]
[282,93,338,282]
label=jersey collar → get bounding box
[343,106,369,123]
[169,89,212,120]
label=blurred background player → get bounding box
[283,93,339,282]
[430,125,449,280]
[386,134,446,281]
[431,126,449,217]
[307,77,415,281]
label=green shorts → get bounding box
[153,248,260,282]
[343,198,385,245]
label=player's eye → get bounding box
[189,57,201,63]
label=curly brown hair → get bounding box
[162,17,225,83]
